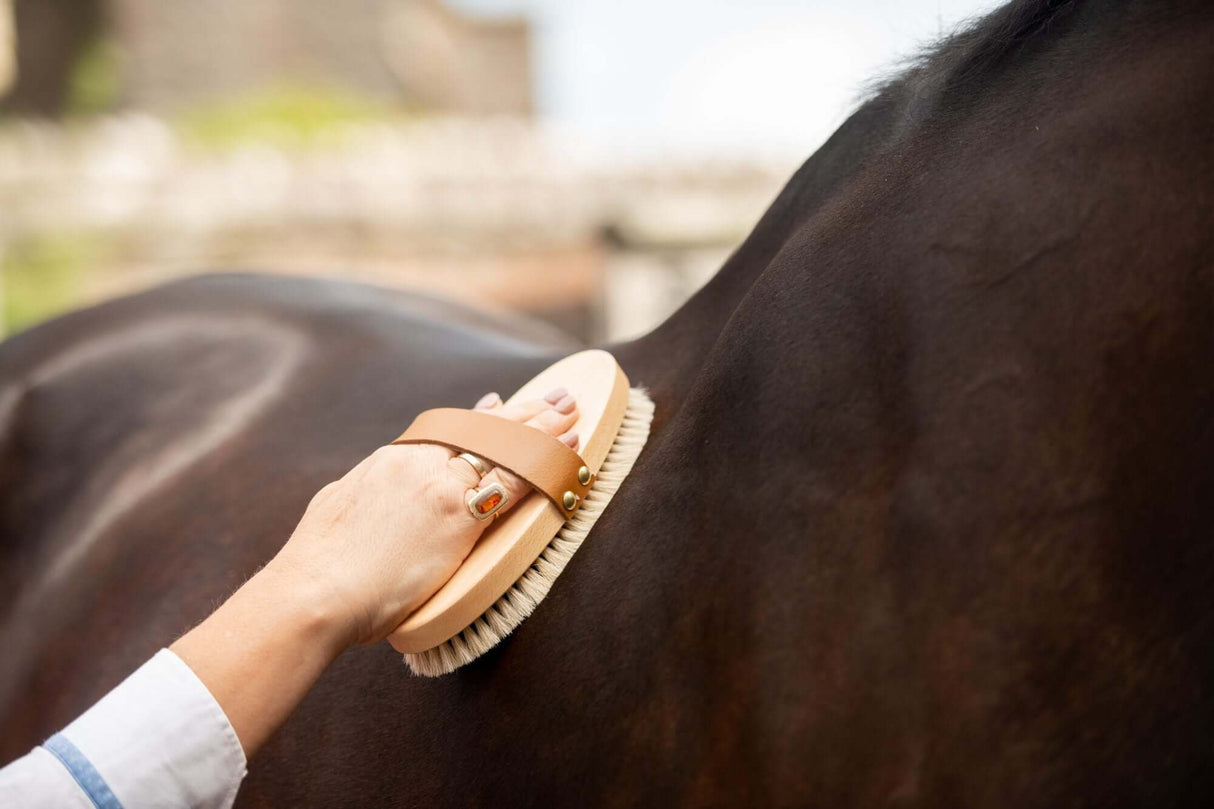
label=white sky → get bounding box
[454,0,1004,161]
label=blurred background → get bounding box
[0,0,999,342]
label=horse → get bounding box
[2,0,1212,804]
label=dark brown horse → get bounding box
[3,0,1213,804]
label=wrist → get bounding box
[169,557,354,758]
[251,556,359,657]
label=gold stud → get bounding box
[578,465,592,485]
[562,491,578,510]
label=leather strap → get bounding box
[391,408,592,513]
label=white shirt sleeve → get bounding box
[0,649,248,809]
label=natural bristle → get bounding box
[404,387,655,677]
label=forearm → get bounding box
[0,560,354,807]
[168,391,576,758]
[170,558,351,758]
[1,389,578,807]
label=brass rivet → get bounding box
[578,465,592,485]
[562,491,578,510]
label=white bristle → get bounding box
[404,387,654,677]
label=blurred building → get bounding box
[0,0,786,343]
[0,115,781,339]
[0,0,531,117]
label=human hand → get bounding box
[267,388,581,648]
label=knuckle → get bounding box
[372,445,415,474]
[424,474,466,518]
[307,483,336,510]
[530,411,559,431]
[370,445,398,464]
[445,456,480,485]
[493,470,526,501]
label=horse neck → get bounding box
[609,85,905,398]
[611,0,1214,402]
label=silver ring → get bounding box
[457,452,490,478]
[467,482,508,521]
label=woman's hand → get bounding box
[269,388,581,647]
[171,388,579,757]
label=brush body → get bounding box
[404,387,652,676]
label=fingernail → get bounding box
[475,392,500,409]
[544,387,567,404]
[561,432,579,448]
[555,394,576,414]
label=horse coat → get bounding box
[2,0,1213,805]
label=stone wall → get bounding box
[0,115,786,339]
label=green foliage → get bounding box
[1,232,103,336]
[175,86,411,151]
[66,37,123,117]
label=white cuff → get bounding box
[0,746,95,808]
[58,649,248,809]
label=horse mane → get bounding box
[865,0,1077,107]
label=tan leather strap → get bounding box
[391,408,592,513]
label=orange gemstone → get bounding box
[477,491,503,514]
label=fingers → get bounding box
[473,392,501,410]
[475,390,579,519]
[446,454,486,489]
[478,396,550,424]
[478,388,579,450]
[445,389,579,488]
[445,392,506,488]
[447,389,581,524]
